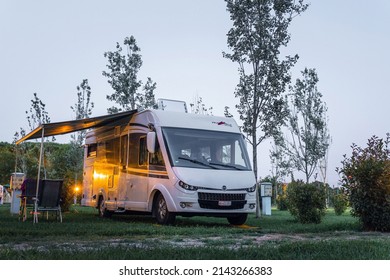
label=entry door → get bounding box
[126,133,149,210]
[82,165,94,206]
[117,134,129,206]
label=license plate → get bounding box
[218,201,232,206]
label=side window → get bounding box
[128,133,147,169]
[127,133,165,169]
[128,134,138,168]
[97,142,105,160]
[234,140,245,166]
[213,141,244,166]
[87,144,97,158]
[120,135,128,167]
[106,137,120,164]
[139,136,148,166]
[221,144,232,164]
[149,140,165,169]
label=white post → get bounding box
[34,127,45,224]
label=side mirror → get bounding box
[147,132,156,154]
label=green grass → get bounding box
[0,204,389,260]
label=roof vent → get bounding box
[157,98,187,113]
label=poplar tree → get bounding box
[26,92,51,132]
[224,0,308,216]
[103,36,157,114]
[277,68,330,183]
[224,0,308,180]
[70,79,94,145]
[69,79,95,191]
[23,93,52,178]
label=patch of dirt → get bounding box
[2,232,389,252]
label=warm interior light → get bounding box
[93,171,107,179]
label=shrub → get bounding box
[286,180,326,224]
[338,134,390,231]
[61,179,75,212]
[276,193,288,210]
[332,193,348,215]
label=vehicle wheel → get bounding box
[154,193,176,225]
[227,213,248,225]
[98,196,112,218]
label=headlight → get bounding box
[179,180,198,191]
[246,185,256,192]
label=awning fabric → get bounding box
[16,109,138,145]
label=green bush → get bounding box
[276,193,288,210]
[61,179,75,212]
[286,180,326,224]
[338,134,390,231]
[332,193,348,216]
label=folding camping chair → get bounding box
[19,179,41,222]
[34,179,63,223]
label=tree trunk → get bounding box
[252,131,261,218]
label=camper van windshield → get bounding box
[162,128,251,171]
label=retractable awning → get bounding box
[16,109,138,145]
[16,109,139,223]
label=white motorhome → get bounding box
[81,107,256,225]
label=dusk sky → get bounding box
[1,0,389,187]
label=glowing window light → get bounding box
[93,172,107,180]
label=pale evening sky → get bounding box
[1,0,389,187]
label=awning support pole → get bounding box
[33,127,45,224]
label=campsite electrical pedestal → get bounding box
[10,173,24,214]
[260,182,272,216]
[10,190,21,214]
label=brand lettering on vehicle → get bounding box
[212,121,232,127]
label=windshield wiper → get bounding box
[209,162,243,170]
[178,157,219,169]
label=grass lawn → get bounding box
[0,203,389,260]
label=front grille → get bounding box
[198,192,246,210]
[198,192,245,201]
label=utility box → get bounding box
[260,182,272,216]
[10,172,25,214]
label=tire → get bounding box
[98,196,112,218]
[154,193,176,225]
[227,213,248,225]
